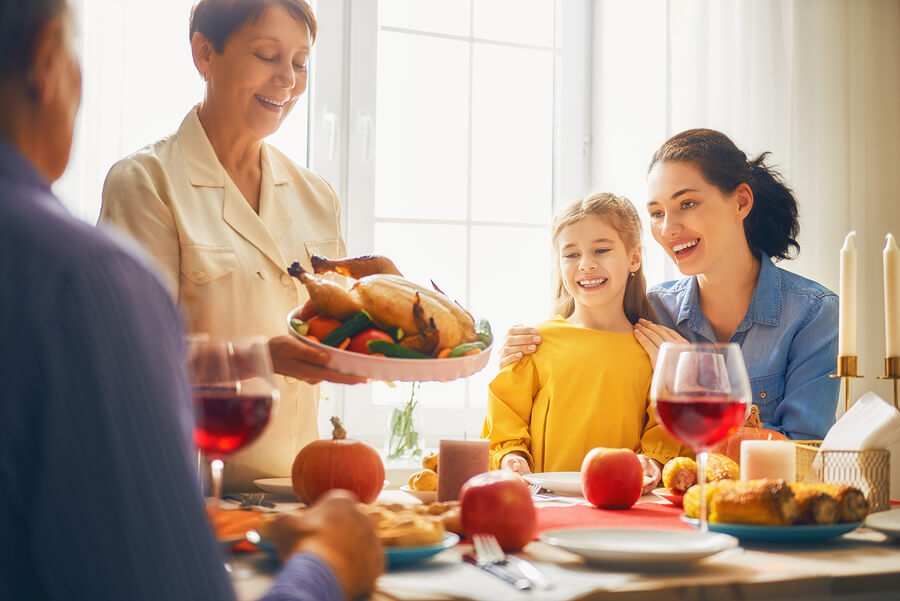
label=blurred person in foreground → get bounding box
[0,1,383,600]
[98,0,364,492]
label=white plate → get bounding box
[524,472,583,496]
[865,507,900,539]
[540,528,738,567]
[287,307,492,382]
[254,477,390,499]
[254,478,297,498]
[400,485,437,503]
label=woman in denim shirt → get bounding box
[502,129,838,440]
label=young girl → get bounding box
[482,193,682,488]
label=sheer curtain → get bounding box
[592,0,900,405]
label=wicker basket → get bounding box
[794,441,891,512]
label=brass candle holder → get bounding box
[830,355,863,411]
[877,356,900,409]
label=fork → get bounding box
[475,534,552,589]
[526,481,542,496]
[472,534,531,590]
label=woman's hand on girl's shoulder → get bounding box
[498,324,542,369]
[632,319,688,369]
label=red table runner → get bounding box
[535,501,692,537]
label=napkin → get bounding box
[817,391,900,500]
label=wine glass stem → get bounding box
[211,458,224,504]
[696,449,709,532]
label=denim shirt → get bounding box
[648,251,839,440]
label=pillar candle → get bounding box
[885,234,900,358]
[838,231,858,357]
[437,439,489,501]
[740,440,796,482]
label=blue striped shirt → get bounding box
[0,139,342,601]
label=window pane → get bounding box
[469,223,553,352]
[374,32,469,220]
[373,222,468,300]
[471,43,553,224]
[474,0,554,47]
[379,0,470,37]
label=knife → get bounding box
[462,554,531,590]
[507,555,553,590]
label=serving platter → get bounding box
[652,487,685,507]
[287,307,492,382]
[400,485,437,504]
[254,477,389,499]
[680,515,862,543]
[540,528,738,567]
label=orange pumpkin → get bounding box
[711,405,788,463]
[291,416,385,504]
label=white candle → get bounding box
[838,231,858,357]
[885,234,900,358]
[740,440,796,482]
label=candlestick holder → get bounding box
[830,355,863,411]
[877,356,900,409]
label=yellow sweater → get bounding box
[482,316,683,472]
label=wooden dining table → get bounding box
[230,490,900,601]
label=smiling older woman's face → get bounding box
[203,4,310,139]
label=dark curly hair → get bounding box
[648,128,800,261]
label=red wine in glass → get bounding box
[193,388,275,457]
[655,393,747,449]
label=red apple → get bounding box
[580,447,643,509]
[460,470,536,551]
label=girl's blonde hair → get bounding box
[551,192,657,324]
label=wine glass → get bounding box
[187,336,279,507]
[649,343,751,531]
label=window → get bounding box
[316,0,591,446]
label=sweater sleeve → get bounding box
[482,357,540,470]
[260,553,344,601]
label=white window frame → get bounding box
[309,0,592,447]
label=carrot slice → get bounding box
[338,337,351,350]
[437,347,452,359]
[306,335,320,343]
[462,348,482,356]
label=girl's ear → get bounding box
[629,244,642,274]
[735,182,754,221]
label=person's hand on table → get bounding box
[500,452,532,475]
[268,336,367,385]
[632,319,689,369]
[269,490,384,600]
[498,324,541,369]
[637,454,662,494]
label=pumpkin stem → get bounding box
[330,416,347,440]
[744,404,762,428]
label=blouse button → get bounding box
[257,271,269,281]
[192,270,204,279]
[280,274,292,285]
[760,391,767,399]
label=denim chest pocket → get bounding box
[749,374,784,424]
[181,245,239,285]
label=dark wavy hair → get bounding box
[648,128,800,261]
[190,0,317,53]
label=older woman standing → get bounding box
[100,0,358,490]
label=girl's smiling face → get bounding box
[557,214,641,315]
[197,4,310,139]
[646,161,752,276]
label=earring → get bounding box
[629,271,636,278]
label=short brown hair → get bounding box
[551,192,656,324]
[189,0,317,53]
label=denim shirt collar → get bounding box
[675,250,782,337]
